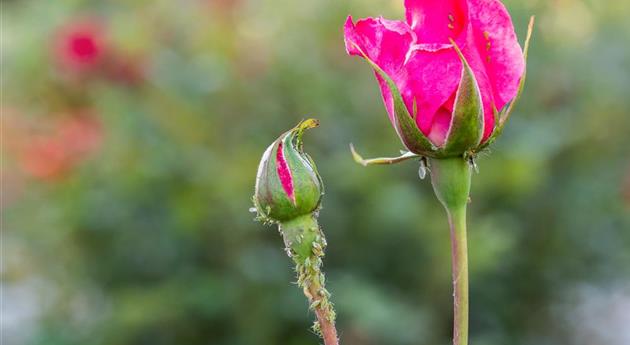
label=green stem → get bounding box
[447,206,469,345]
[429,157,472,345]
[280,215,339,345]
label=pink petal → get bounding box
[276,141,295,203]
[344,16,414,72]
[428,93,456,146]
[344,16,463,144]
[468,0,525,113]
[405,0,468,44]
[459,27,496,141]
[404,0,496,142]
[404,45,462,137]
[344,16,416,125]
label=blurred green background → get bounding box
[3,0,630,344]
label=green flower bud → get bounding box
[253,119,323,223]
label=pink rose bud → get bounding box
[344,0,533,158]
[254,119,323,223]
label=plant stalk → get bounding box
[447,206,469,345]
[429,157,472,345]
[280,215,339,345]
[309,285,339,345]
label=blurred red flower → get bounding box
[52,18,145,85]
[5,110,104,181]
[53,19,106,74]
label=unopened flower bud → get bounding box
[253,119,323,223]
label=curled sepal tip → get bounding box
[254,119,323,223]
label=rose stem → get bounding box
[447,205,469,345]
[429,157,472,345]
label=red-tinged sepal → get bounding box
[254,119,323,223]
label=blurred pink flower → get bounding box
[52,18,146,85]
[53,19,106,74]
[344,0,525,146]
[6,110,104,181]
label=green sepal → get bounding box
[440,39,484,157]
[350,143,420,166]
[254,119,323,223]
[350,42,436,156]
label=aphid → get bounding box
[303,287,314,300]
[310,300,321,309]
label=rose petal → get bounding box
[404,45,462,137]
[345,0,524,146]
[405,0,468,44]
[428,93,456,146]
[344,16,416,124]
[344,16,415,72]
[458,27,496,141]
[468,0,525,112]
[345,15,465,145]
[276,141,295,203]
